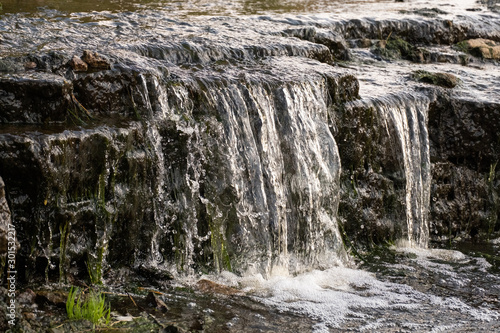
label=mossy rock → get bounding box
[455,39,500,60]
[372,38,428,62]
[412,70,459,88]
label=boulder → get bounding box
[462,38,500,60]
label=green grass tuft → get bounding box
[66,286,111,329]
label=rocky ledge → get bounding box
[0,5,498,290]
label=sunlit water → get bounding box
[1,0,499,331]
[0,0,491,17]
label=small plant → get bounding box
[66,286,111,329]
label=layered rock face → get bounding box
[0,3,498,285]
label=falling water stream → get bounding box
[0,0,499,332]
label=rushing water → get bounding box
[0,0,499,331]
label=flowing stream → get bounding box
[0,0,499,332]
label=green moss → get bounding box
[387,38,413,56]
[206,203,232,272]
[373,37,427,62]
[487,161,498,237]
[59,219,70,284]
[412,70,459,88]
[338,221,365,261]
[87,247,105,285]
[97,172,106,208]
[455,41,470,54]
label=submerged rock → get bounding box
[196,279,242,296]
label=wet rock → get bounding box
[0,177,10,253]
[459,39,500,60]
[412,70,459,88]
[315,31,351,60]
[0,2,498,285]
[71,68,149,116]
[196,279,242,296]
[35,290,67,307]
[428,97,500,169]
[336,98,411,246]
[282,27,350,61]
[0,59,23,72]
[24,61,37,70]
[372,38,429,62]
[429,162,494,240]
[357,38,372,48]
[0,123,162,284]
[18,289,37,304]
[68,55,88,72]
[145,292,169,311]
[136,264,174,283]
[400,8,448,17]
[326,74,360,102]
[81,50,110,70]
[0,72,72,123]
[428,95,500,240]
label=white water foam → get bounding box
[200,247,500,331]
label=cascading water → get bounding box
[351,94,431,247]
[139,67,350,277]
[0,0,499,331]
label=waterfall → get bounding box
[136,69,351,277]
[342,93,431,247]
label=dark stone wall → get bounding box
[428,95,500,242]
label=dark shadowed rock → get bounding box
[0,73,72,123]
[428,95,500,240]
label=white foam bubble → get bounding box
[231,262,499,330]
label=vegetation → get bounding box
[373,37,428,62]
[455,41,470,54]
[66,286,111,329]
[412,70,459,88]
